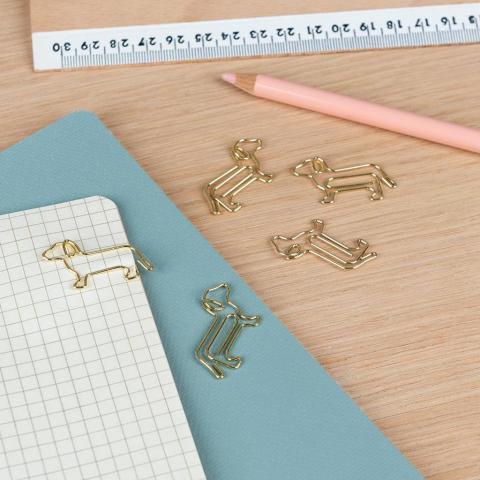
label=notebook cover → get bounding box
[0,112,423,480]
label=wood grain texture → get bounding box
[29,0,476,31]
[3,0,479,478]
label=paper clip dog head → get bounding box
[293,156,397,204]
[42,240,153,289]
[271,219,377,270]
[204,138,274,215]
[195,283,261,379]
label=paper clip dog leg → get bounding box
[42,240,153,289]
[204,138,274,215]
[195,283,261,379]
[271,220,377,270]
[293,157,397,204]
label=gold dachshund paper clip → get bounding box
[293,157,397,204]
[271,220,377,270]
[42,240,153,289]
[204,138,274,215]
[195,283,261,379]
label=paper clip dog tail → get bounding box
[42,239,153,289]
[129,246,154,271]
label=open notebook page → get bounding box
[0,196,205,480]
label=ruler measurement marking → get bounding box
[32,3,480,70]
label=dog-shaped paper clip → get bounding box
[195,283,261,379]
[42,240,153,289]
[292,156,397,204]
[204,138,273,215]
[271,219,377,270]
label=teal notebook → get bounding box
[0,112,422,479]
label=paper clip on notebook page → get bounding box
[0,195,205,480]
[42,239,153,289]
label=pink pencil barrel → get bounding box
[253,75,480,154]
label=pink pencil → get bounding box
[222,73,480,154]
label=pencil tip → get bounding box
[221,73,236,85]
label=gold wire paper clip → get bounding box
[42,240,153,289]
[195,283,261,379]
[292,157,397,204]
[204,138,273,215]
[271,220,377,270]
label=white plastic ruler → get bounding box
[32,3,480,71]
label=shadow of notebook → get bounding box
[0,112,423,480]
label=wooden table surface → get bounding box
[3,0,480,478]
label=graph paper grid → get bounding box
[0,196,205,480]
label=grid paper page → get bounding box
[0,196,205,480]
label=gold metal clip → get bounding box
[292,157,397,204]
[204,139,274,214]
[195,283,261,379]
[271,220,377,270]
[42,240,153,289]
